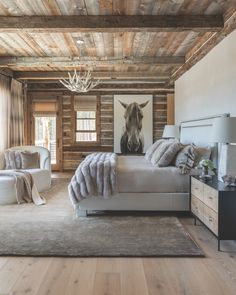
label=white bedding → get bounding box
[117,156,190,193]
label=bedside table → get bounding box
[190,175,236,251]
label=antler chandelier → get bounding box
[59,70,100,93]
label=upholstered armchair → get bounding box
[0,146,51,205]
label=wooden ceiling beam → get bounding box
[14,71,169,81]
[0,15,224,33]
[26,79,166,84]
[27,82,174,93]
[0,56,185,68]
[0,68,14,78]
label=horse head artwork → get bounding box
[119,100,149,154]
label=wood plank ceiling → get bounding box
[0,0,235,86]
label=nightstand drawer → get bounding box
[204,185,218,212]
[204,206,218,236]
[191,177,204,201]
[191,175,236,251]
[191,195,204,222]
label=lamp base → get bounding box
[218,144,236,182]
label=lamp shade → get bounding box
[162,125,180,139]
[211,117,236,143]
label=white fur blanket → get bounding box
[0,170,46,205]
[68,152,117,206]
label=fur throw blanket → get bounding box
[68,152,117,206]
[0,170,46,205]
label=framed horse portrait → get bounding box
[114,94,153,154]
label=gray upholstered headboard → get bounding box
[180,113,230,167]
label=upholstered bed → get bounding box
[71,114,228,217]
[117,155,190,193]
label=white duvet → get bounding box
[117,156,190,193]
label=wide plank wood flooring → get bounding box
[0,175,236,294]
[1,220,236,294]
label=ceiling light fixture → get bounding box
[76,39,85,45]
[59,70,100,93]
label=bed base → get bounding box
[75,192,189,217]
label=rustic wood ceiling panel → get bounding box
[0,1,233,16]
[0,0,234,83]
[0,31,202,58]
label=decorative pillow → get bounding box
[193,146,212,166]
[4,150,22,169]
[20,151,40,169]
[175,145,198,174]
[145,139,165,161]
[151,140,176,166]
[157,142,183,167]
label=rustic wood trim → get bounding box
[23,83,28,145]
[97,95,101,146]
[71,94,76,144]
[15,71,169,80]
[0,15,224,33]
[26,91,32,145]
[167,94,175,125]
[57,94,63,172]
[1,56,185,67]
[170,9,236,82]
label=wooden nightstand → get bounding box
[190,175,236,251]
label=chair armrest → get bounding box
[42,156,51,172]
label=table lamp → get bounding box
[211,117,236,182]
[162,125,180,139]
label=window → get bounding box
[32,101,58,166]
[74,95,98,142]
[34,116,57,164]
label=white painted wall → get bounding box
[175,29,236,124]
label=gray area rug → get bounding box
[0,180,203,257]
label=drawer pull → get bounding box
[209,196,213,200]
[209,217,213,222]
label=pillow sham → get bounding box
[151,140,178,166]
[20,151,40,169]
[157,142,183,167]
[175,145,198,174]
[145,139,165,161]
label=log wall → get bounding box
[27,90,168,171]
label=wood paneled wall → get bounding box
[62,93,167,170]
[27,90,168,171]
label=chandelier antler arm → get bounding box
[84,71,91,85]
[59,78,71,88]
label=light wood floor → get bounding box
[1,177,236,295]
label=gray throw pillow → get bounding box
[175,145,198,174]
[145,139,165,161]
[20,152,40,169]
[158,142,183,167]
[4,150,22,169]
[151,141,174,166]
